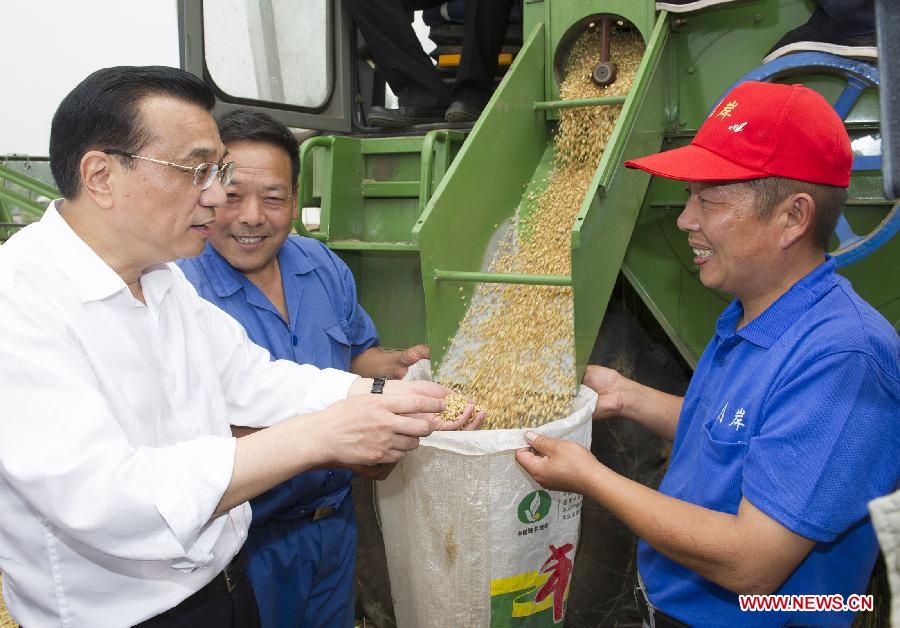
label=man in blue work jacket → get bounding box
[517,81,899,626]
[179,110,444,627]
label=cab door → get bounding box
[178,0,354,132]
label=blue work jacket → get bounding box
[179,236,379,523]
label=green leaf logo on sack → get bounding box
[517,490,551,523]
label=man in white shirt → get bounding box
[0,65,476,628]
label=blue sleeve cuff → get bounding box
[742,485,842,542]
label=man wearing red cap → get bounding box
[517,81,899,626]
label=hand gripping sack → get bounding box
[377,361,596,627]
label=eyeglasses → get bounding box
[103,149,236,190]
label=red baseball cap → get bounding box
[625,81,852,187]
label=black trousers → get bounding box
[133,560,260,628]
[343,0,513,110]
[810,0,875,37]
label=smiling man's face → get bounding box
[206,140,297,277]
[676,180,784,302]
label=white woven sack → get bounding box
[377,360,596,627]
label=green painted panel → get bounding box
[300,129,465,350]
[417,23,550,370]
[339,251,428,349]
[359,137,425,155]
[328,240,417,252]
[361,197,421,242]
[324,138,363,240]
[571,11,671,382]
[363,154,421,185]
[360,180,420,198]
[670,0,818,129]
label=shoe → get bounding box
[445,101,482,123]
[655,0,742,13]
[366,106,447,128]
[763,22,876,64]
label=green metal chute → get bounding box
[415,2,671,385]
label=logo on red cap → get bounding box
[715,100,739,119]
[625,81,852,188]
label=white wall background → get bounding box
[0,1,180,156]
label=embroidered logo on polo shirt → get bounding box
[728,408,746,431]
[727,122,747,133]
[716,403,728,423]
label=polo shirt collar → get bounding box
[278,237,317,276]
[718,257,839,349]
[196,237,318,300]
[45,201,129,302]
[197,243,243,298]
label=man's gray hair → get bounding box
[741,177,847,250]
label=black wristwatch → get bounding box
[371,376,386,394]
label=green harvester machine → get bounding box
[282,0,897,377]
[241,3,898,620]
[4,0,895,370]
[253,1,898,624]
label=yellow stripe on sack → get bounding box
[491,571,558,618]
[511,587,554,617]
[490,571,545,596]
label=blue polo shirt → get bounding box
[178,236,379,522]
[638,257,899,626]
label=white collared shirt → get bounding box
[0,202,357,627]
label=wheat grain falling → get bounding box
[436,27,645,429]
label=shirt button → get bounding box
[292,335,298,346]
